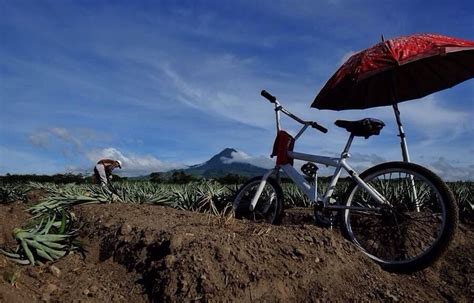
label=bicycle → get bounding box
[233,90,458,272]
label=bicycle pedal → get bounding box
[301,162,318,178]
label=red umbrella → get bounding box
[313,33,474,110]
[312,33,474,161]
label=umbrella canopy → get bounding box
[312,33,474,110]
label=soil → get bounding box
[0,202,472,302]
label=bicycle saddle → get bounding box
[334,118,385,139]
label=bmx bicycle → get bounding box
[233,90,458,272]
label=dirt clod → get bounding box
[120,223,132,235]
[89,284,99,295]
[294,247,306,258]
[48,265,61,278]
[46,283,59,293]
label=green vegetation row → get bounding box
[0,171,234,184]
[2,180,473,219]
[0,171,336,185]
[0,179,472,266]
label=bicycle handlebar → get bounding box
[311,122,328,133]
[261,89,328,134]
[261,90,276,103]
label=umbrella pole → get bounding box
[392,103,411,162]
[388,62,411,163]
[393,103,420,211]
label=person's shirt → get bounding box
[97,159,118,174]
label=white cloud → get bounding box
[49,127,82,148]
[157,58,279,130]
[28,131,50,147]
[427,157,474,181]
[326,95,473,152]
[397,96,470,137]
[29,127,83,149]
[221,150,275,169]
[217,148,471,181]
[86,147,187,176]
[349,152,386,166]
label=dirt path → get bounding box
[0,203,472,302]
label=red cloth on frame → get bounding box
[271,131,295,166]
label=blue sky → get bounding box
[0,0,473,180]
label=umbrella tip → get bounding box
[381,34,385,42]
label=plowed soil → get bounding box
[0,203,472,302]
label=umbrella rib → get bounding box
[445,53,474,75]
[404,68,424,99]
[423,61,452,87]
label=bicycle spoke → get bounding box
[404,228,436,252]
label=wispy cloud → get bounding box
[48,127,82,148]
[28,131,50,148]
[28,127,104,152]
[397,96,470,139]
[158,59,274,129]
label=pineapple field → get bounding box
[0,180,472,302]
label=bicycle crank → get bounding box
[314,202,338,229]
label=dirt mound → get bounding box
[1,203,472,302]
[77,204,472,302]
[0,203,147,303]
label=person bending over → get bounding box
[94,159,122,187]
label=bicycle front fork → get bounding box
[249,169,275,211]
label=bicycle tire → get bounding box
[233,176,284,225]
[340,161,458,273]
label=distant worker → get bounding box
[94,159,122,186]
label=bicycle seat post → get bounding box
[341,134,355,158]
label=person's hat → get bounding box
[116,160,122,168]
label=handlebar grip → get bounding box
[261,90,276,103]
[311,122,328,133]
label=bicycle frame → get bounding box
[249,100,387,213]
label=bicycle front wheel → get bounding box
[233,176,284,225]
[341,161,458,272]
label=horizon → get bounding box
[0,146,472,182]
[1,1,473,181]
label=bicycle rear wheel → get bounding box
[233,176,284,225]
[341,161,458,272]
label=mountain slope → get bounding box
[184,148,269,178]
